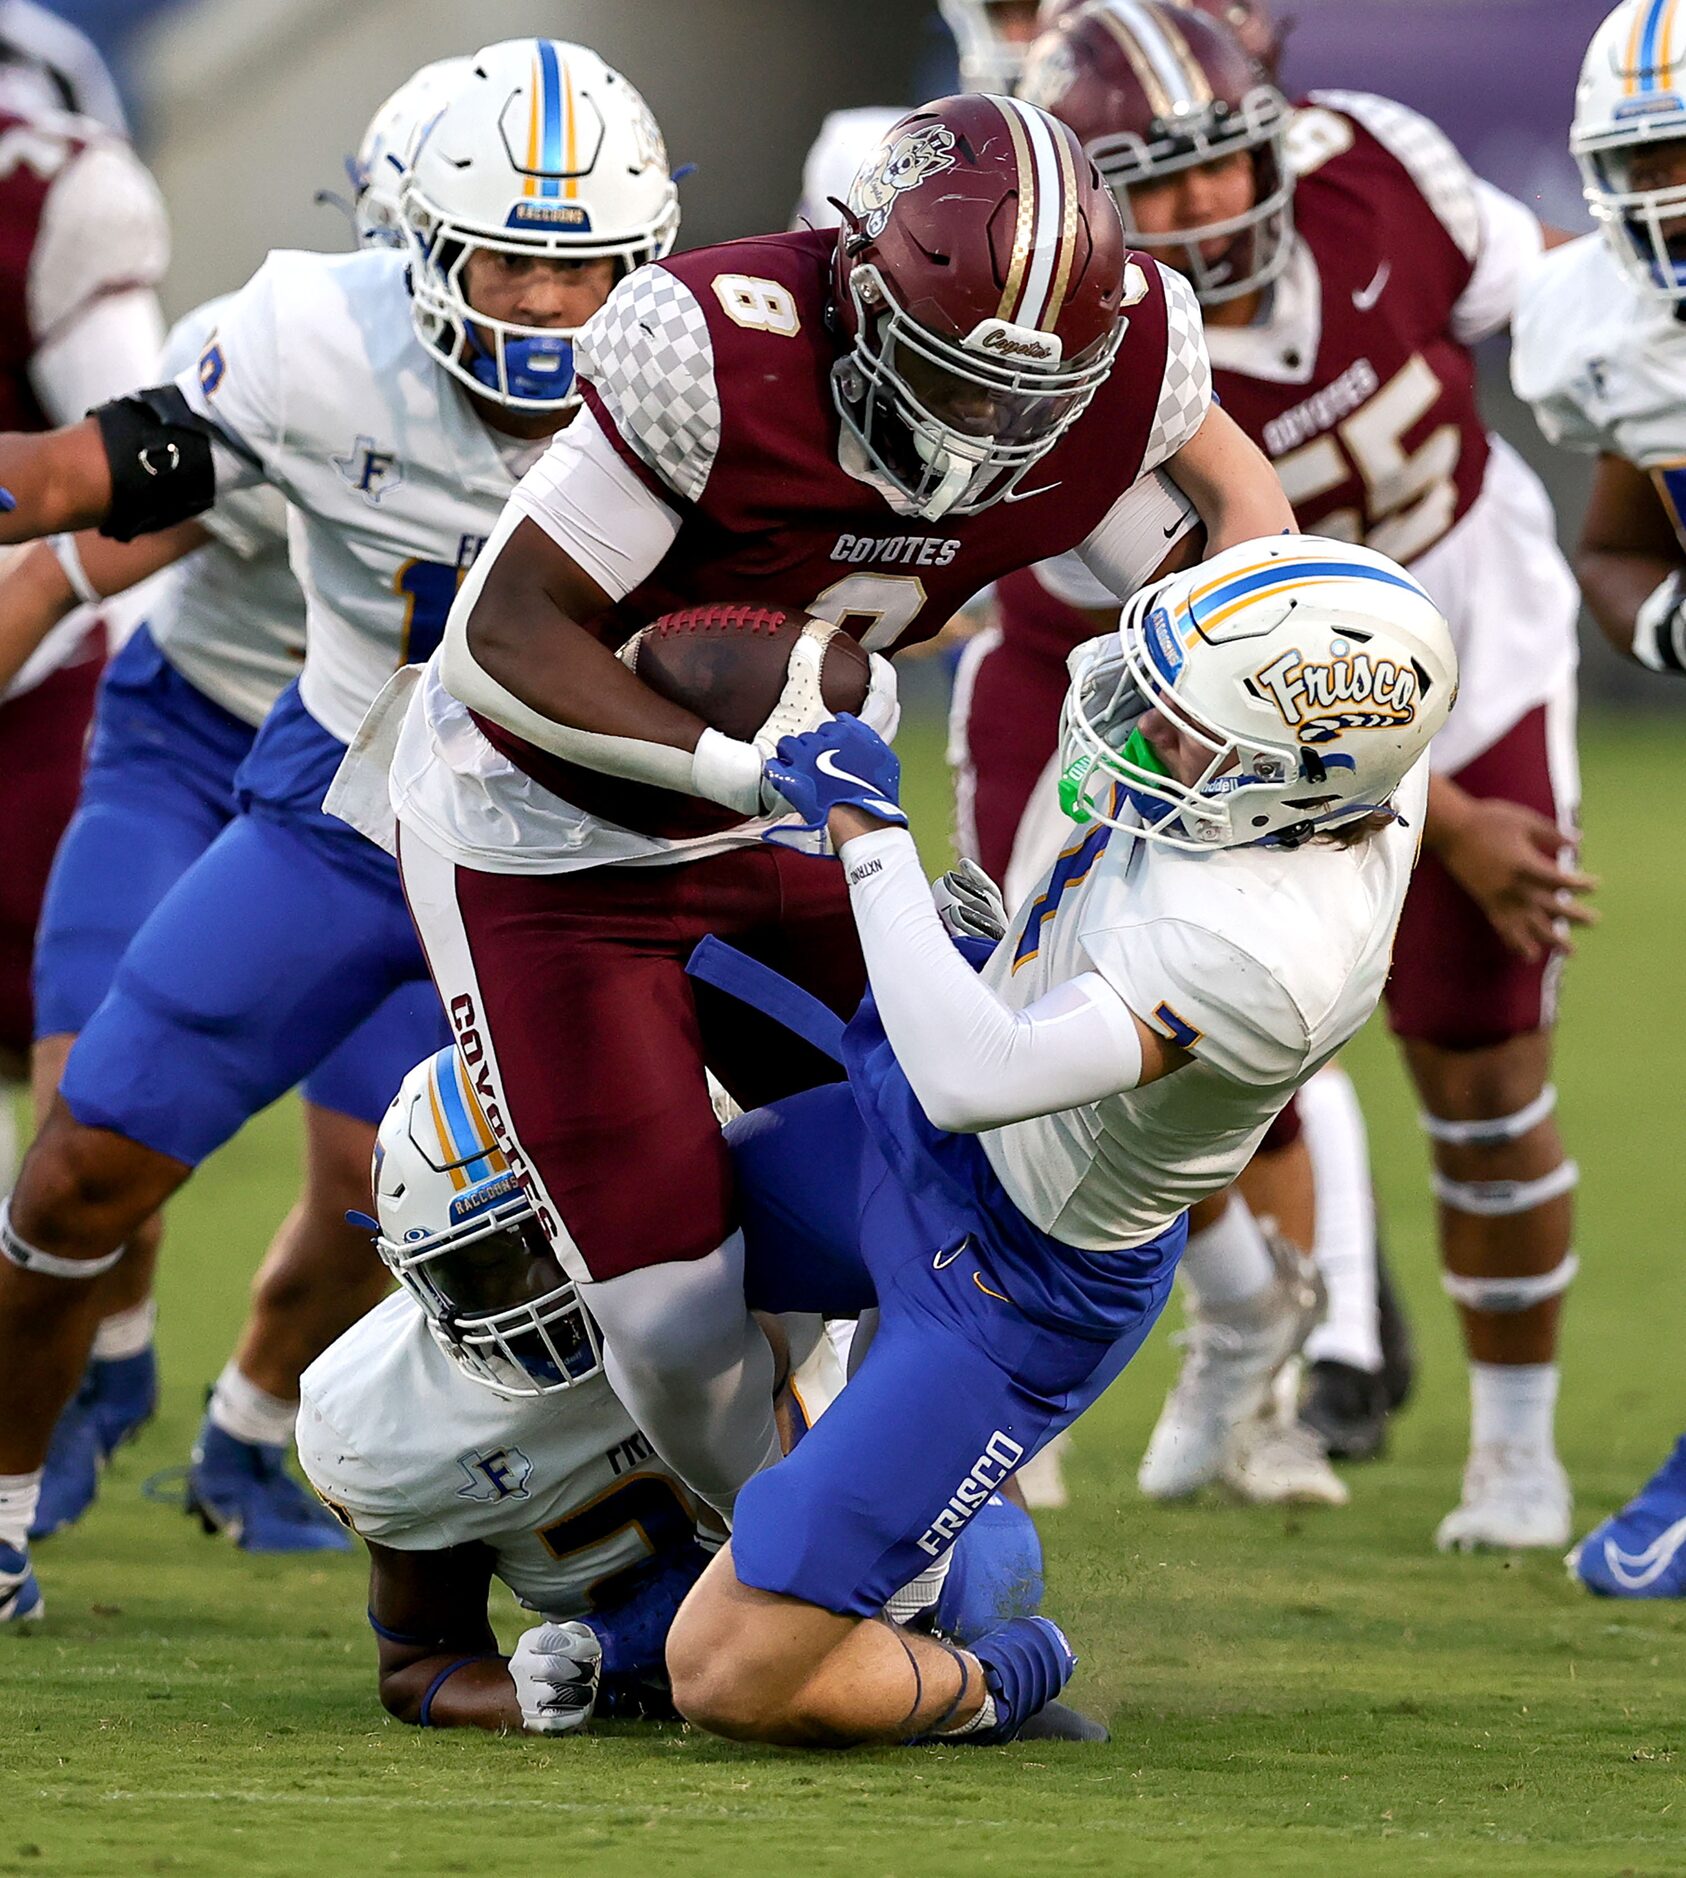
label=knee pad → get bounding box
[1431,1160,1579,1216]
[1441,1252,1578,1314]
[1420,1085,1556,1148]
[0,1197,125,1280]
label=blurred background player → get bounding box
[1019,0,1595,1549]
[0,58,465,1550]
[297,1047,1047,1733]
[1511,0,1686,1597]
[0,38,677,1626]
[0,55,166,1199]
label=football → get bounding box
[619,602,873,739]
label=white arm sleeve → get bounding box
[1039,469,1199,609]
[1450,179,1546,346]
[508,403,681,602]
[29,288,163,427]
[841,827,1145,1133]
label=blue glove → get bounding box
[0,487,14,513]
[763,714,908,835]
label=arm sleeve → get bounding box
[1450,179,1546,346]
[1091,917,1310,1087]
[1040,468,1199,609]
[172,260,287,496]
[840,827,1146,1133]
[507,402,682,602]
[572,264,722,504]
[1138,262,1213,475]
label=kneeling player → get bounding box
[665,537,1457,1748]
[299,1048,1045,1733]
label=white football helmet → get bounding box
[401,38,680,409]
[369,1047,602,1398]
[350,57,471,248]
[1058,536,1457,851]
[1573,0,1686,304]
[940,0,1040,91]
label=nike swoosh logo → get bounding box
[1601,1515,1686,1590]
[814,748,878,793]
[1352,260,1390,312]
[933,1236,971,1270]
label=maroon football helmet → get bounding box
[1038,0,1283,74]
[832,93,1128,521]
[1021,1,1292,306]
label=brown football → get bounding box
[619,602,872,739]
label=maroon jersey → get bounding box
[477,226,1212,831]
[1208,92,1491,567]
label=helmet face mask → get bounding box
[401,38,679,411]
[1573,0,1686,304]
[1057,538,1458,852]
[372,1049,604,1398]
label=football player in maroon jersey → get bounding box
[1018,0,1595,1549]
[354,93,1293,1533]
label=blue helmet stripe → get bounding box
[1641,0,1670,88]
[1192,558,1428,623]
[434,1051,499,1184]
[537,39,563,197]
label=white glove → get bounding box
[509,1620,602,1735]
[1633,570,1686,676]
[931,858,1007,943]
[860,651,901,744]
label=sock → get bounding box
[1298,1066,1383,1372]
[92,1298,157,1362]
[939,1689,999,1737]
[0,1472,42,1553]
[1469,1361,1559,1453]
[207,1362,298,1449]
[1180,1197,1275,1313]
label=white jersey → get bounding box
[978,761,1429,1248]
[178,250,540,746]
[794,106,905,230]
[142,297,303,728]
[1512,233,1686,479]
[298,1291,846,1620]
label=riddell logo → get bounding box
[448,995,560,1241]
[916,1431,1025,1556]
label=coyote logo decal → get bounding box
[849,124,957,239]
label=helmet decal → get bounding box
[1249,640,1422,743]
[848,123,957,240]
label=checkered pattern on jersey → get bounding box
[1141,263,1214,474]
[1310,91,1481,262]
[575,267,722,504]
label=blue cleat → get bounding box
[1569,1434,1686,1598]
[0,1541,44,1624]
[185,1419,351,1553]
[30,1347,159,1540]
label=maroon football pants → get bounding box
[400,828,865,1283]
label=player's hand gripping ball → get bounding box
[764,714,908,836]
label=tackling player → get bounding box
[360,91,1294,1545]
[1019,1,1594,1549]
[1511,0,1686,1598]
[663,537,1457,1748]
[0,60,467,1550]
[298,1047,1048,1733]
[0,39,676,1625]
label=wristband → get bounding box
[691,727,766,815]
[417,1654,489,1728]
[1633,571,1686,676]
[48,533,102,608]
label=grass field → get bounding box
[4,711,1684,1878]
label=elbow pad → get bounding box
[92,385,220,542]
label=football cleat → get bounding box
[1299,1359,1392,1463]
[185,1421,351,1553]
[1015,1699,1110,1744]
[1138,1230,1324,1500]
[0,1541,43,1624]
[1435,1444,1572,1553]
[1223,1412,1349,1507]
[966,1616,1078,1744]
[31,1347,159,1539]
[1568,1435,1686,1598]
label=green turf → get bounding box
[4,711,1683,1877]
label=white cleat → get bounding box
[1223,1413,1349,1506]
[1138,1235,1325,1501]
[1016,1430,1071,1510]
[0,1542,43,1625]
[1435,1443,1573,1552]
